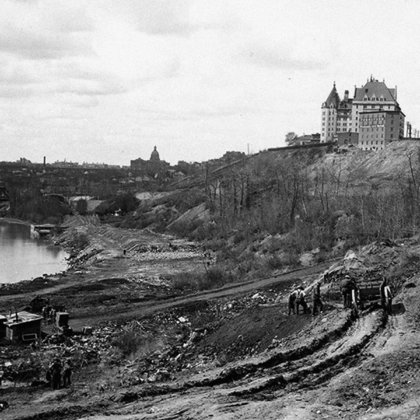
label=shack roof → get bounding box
[4,311,43,327]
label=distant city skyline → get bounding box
[1,0,420,165]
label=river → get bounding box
[0,220,68,284]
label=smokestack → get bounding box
[43,156,46,167]
[344,90,349,101]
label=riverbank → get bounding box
[0,217,33,226]
[0,218,68,286]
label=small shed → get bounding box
[55,312,69,328]
[4,311,43,343]
[0,315,6,338]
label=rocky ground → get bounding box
[1,218,420,419]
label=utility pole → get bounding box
[407,121,412,138]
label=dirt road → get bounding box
[68,260,335,328]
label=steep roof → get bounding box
[354,79,396,102]
[323,83,340,108]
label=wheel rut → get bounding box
[227,310,386,397]
[106,308,385,403]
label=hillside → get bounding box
[114,141,420,284]
[3,141,420,419]
[312,141,420,187]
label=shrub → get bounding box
[68,231,89,250]
[267,255,283,269]
[172,272,198,292]
[169,219,203,239]
[314,250,328,263]
[281,250,300,266]
[171,265,231,293]
[112,331,143,356]
[205,266,226,285]
[232,230,246,244]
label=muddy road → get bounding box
[68,260,335,328]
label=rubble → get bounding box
[0,283,297,393]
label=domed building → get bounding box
[130,146,169,178]
[150,146,160,162]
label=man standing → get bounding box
[62,359,72,387]
[288,289,298,315]
[381,280,393,315]
[341,275,356,308]
[312,282,324,315]
[296,287,308,314]
[50,358,62,390]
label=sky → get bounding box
[1,0,420,166]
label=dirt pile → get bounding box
[310,140,420,188]
[321,239,420,295]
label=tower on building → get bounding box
[150,146,160,162]
[321,82,352,143]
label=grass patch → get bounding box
[171,266,232,293]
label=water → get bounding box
[0,220,68,284]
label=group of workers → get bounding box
[42,305,66,324]
[46,358,72,390]
[287,275,393,316]
[288,283,324,316]
[42,306,57,324]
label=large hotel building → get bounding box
[321,77,405,150]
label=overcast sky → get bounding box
[1,0,420,165]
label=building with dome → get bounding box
[130,146,169,177]
[150,146,160,162]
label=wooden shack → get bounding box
[4,311,43,343]
[0,314,6,339]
